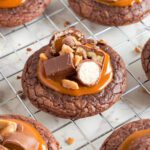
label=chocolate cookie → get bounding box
[0,114,59,150]
[100,119,150,150]
[68,0,150,26]
[0,0,51,27]
[142,39,150,80]
[22,28,127,119]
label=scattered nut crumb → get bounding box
[64,21,71,27]
[39,53,48,61]
[16,75,22,80]
[26,48,32,52]
[66,137,75,145]
[134,46,142,53]
[62,79,79,90]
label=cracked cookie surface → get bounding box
[0,0,51,27]
[69,0,150,26]
[22,28,127,119]
[142,39,150,80]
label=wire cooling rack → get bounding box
[0,0,150,149]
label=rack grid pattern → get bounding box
[0,0,150,149]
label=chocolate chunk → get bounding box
[77,60,101,86]
[44,54,75,79]
[3,132,39,150]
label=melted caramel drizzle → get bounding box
[97,0,142,7]
[119,129,150,150]
[38,49,113,97]
[5,119,48,150]
[0,0,26,8]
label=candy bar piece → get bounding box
[77,60,101,86]
[44,54,75,79]
[3,132,39,150]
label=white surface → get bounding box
[0,0,150,150]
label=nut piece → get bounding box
[62,79,79,90]
[0,145,8,150]
[62,35,81,48]
[0,120,17,138]
[76,47,87,59]
[59,44,74,55]
[134,46,142,53]
[77,60,101,86]
[74,55,82,66]
[39,53,48,61]
[66,137,75,145]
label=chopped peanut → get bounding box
[59,44,74,55]
[134,46,142,53]
[98,39,107,45]
[74,55,82,66]
[62,79,79,90]
[39,53,48,61]
[66,137,75,145]
[0,120,17,138]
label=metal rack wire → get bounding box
[0,0,150,149]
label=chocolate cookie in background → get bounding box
[0,114,59,150]
[0,0,51,27]
[142,39,150,80]
[22,28,127,119]
[100,119,150,150]
[68,0,150,26]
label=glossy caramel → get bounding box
[97,0,142,7]
[4,119,48,150]
[0,0,25,8]
[119,129,150,150]
[38,49,113,96]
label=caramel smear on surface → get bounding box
[0,0,26,8]
[119,129,150,150]
[96,0,142,7]
[38,49,113,96]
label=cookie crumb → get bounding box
[17,90,26,100]
[64,21,71,27]
[66,137,75,145]
[134,46,142,53]
[17,90,23,95]
[27,48,32,52]
[16,75,22,80]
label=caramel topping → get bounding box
[119,129,150,150]
[96,0,142,7]
[0,0,26,8]
[0,119,47,150]
[38,49,113,96]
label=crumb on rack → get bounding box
[65,137,75,145]
[134,46,142,53]
[26,48,32,52]
[17,90,26,100]
[16,75,22,80]
[64,21,71,27]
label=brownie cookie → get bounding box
[0,114,59,150]
[0,0,51,27]
[68,0,150,26]
[22,28,127,119]
[100,119,150,150]
[142,39,150,80]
